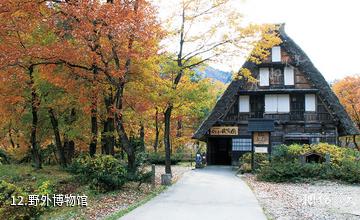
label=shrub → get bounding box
[257,161,303,182]
[271,143,359,165]
[271,144,307,162]
[258,143,360,183]
[337,158,360,183]
[147,152,184,165]
[239,153,269,173]
[70,154,127,192]
[0,180,42,219]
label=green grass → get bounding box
[0,164,86,220]
[0,164,73,188]
[0,164,171,220]
[40,206,82,220]
[104,186,167,220]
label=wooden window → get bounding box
[305,94,316,112]
[259,68,269,86]
[284,66,295,85]
[265,94,278,112]
[278,94,290,112]
[232,138,252,151]
[265,94,290,113]
[270,68,284,85]
[271,46,281,62]
[239,95,250,113]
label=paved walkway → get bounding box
[120,166,267,220]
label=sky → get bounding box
[156,0,360,82]
[226,0,360,81]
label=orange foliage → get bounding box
[333,75,360,129]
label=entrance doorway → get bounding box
[207,138,232,165]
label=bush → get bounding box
[0,180,45,219]
[70,154,127,192]
[337,158,360,183]
[258,143,360,183]
[271,143,359,165]
[258,161,339,182]
[271,144,308,162]
[239,153,269,173]
[147,152,184,165]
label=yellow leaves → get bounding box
[11,10,28,19]
[236,67,257,83]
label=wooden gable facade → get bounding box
[193,24,359,165]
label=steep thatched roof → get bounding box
[193,24,359,140]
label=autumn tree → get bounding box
[332,75,360,148]
[157,0,281,174]
[0,0,64,168]
[53,0,162,172]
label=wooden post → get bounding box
[151,164,156,189]
[251,132,255,173]
[161,174,172,185]
[325,153,331,164]
[190,152,193,168]
[268,131,272,162]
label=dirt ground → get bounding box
[243,174,360,220]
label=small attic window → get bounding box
[271,46,281,62]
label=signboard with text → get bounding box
[253,132,270,145]
[255,147,268,153]
[210,126,238,136]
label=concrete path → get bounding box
[120,166,267,220]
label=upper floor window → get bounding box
[259,68,269,86]
[259,66,295,87]
[305,94,316,112]
[284,66,295,85]
[271,46,281,62]
[239,95,250,112]
[265,94,290,113]
[270,67,283,85]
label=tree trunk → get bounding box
[176,118,182,137]
[63,137,75,163]
[345,136,350,146]
[89,68,98,156]
[102,92,115,155]
[139,122,145,152]
[48,108,67,167]
[29,66,42,169]
[164,105,172,175]
[153,108,159,152]
[353,135,359,151]
[112,0,138,173]
[114,82,135,173]
[8,125,15,148]
[89,105,98,156]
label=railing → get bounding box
[234,112,333,122]
[304,113,333,122]
[264,113,290,121]
[238,112,264,120]
[290,111,304,121]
